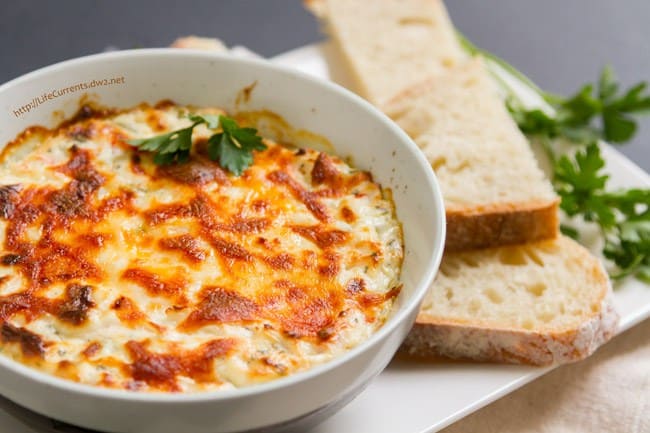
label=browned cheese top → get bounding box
[0,102,403,392]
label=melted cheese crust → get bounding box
[0,103,403,392]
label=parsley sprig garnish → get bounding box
[552,144,650,282]
[206,116,267,175]
[127,114,266,176]
[457,32,650,282]
[507,66,650,145]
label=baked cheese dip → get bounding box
[0,102,403,392]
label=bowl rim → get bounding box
[0,48,446,402]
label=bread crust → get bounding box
[383,59,560,250]
[403,249,619,366]
[170,36,227,51]
[445,198,560,251]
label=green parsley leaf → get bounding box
[127,119,200,165]
[560,224,580,239]
[127,113,266,175]
[603,109,637,143]
[553,143,610,221]
[188,113,220,129]
[207,116,267,176]
[603,189,650,219]
[504,69,649,145]
[506,100,557,138]
[558,84,600,127]
[598,65,618,102]
[604,220,650,282]
[552,144,650,279]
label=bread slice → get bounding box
[305,0,465,107]
[170,36,227,51]
[384,58,559,251]
[402,235,619,365]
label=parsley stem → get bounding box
[456,31,542,95]
[456,30,563,109]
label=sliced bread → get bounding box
[384,58,559,251]
[305,0,465,107]
[402,235,619,365]
[170,36,227,51]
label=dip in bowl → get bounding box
[0,49,445,433]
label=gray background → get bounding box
[1,0,648,170]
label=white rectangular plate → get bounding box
[0,42,648,433]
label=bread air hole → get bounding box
[483,288,503,304]
[448,160,470,174]
[431,156,447,171]
[397,18,434,40]
[521,319,534,330]
[398,17,434,26]
[442,57,456,68]
[498,248,528,266]
[526,283,547,297]
[468,299,481,314]
[461,77,479,88]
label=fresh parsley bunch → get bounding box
[508,66,650,145]
[128,114,267,176]
[553,144,650,281]
[458,32,650,282]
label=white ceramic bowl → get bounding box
[0,49,445,433]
